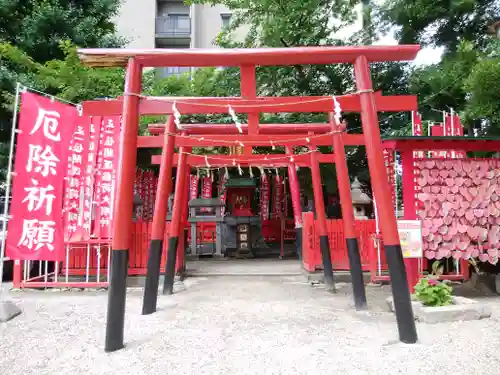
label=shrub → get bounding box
[414,277,453,307]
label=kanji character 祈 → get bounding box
[22,179,55,215]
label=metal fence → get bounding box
[155,16,191,37]
[16,241,111,289]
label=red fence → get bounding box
[13,215,468,289]
[301,213,384,273]
[14,218,382,288]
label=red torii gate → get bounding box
[78,45,420,352]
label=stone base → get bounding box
[302,269,372,284]
[0,300,22,322]
[386,296,492,324]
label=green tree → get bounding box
[378,0,500,133]
[463,40,500,135]
[378,0,499,54]
[188,0,412,190]
[0,0,124,141]
[0,0,123,62]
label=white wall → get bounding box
[194,4,248,48]
[115,0,156,49]
[157,2,189,16]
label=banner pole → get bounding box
[0,82,22,322]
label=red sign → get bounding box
[260,176,270,221]
[7,92,76,260]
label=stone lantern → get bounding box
[351,178,372,220]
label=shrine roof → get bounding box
[224,178,257,188]
[77,45,420,68]
[382,136,500,152]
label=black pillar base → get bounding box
[346,238,368,310]
[162,236,179,295]
[104,250,129,353]
[142,239,163,315]
[384,244,418,344]
[295,228,303,260]
[319,235,336,292]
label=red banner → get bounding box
[93,116,120,238]
[200,176,212,212]
[7,92,76,260]
[134,169,145,220]
[219,176,227,217]
[444,113,453,158]
[453,114,466,158]
[260,176,270,221]
[189,175,199,201]
[64,115,92,242]
[412,111,425,159]
[82,117,102,237]
[430,124,447,158]
[272,175,283,219]
[201,177,212,199]
[141,171,155,220]
[383,149,396,207]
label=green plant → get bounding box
[414,277,453,307]
[414,260,453,307]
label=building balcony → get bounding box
[155,16,191,38]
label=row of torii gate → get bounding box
[78,45,421,352]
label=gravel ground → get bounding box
[1,276,500,375]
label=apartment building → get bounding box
[115,0,246,77]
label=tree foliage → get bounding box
[378,0,499,54]
[379,0,500,134]
[0,0,124,63]
[187,0,415,189]
[0,0,124,140]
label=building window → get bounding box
[157,66,191,79]
[221,13,232,28]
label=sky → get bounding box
[374,32,444,67]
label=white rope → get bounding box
[172,101,184,130]
[228,105,243,134]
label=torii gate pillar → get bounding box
[142,117,176,315]
[309,147,336,292]
[285,146,303,259]
[105,58,141,352]
[331,115,367,310]
[354,56,417,343]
